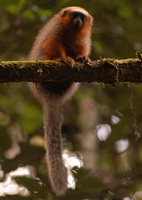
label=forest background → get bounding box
[0,0,142,199]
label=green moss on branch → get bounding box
[0,58,142,84]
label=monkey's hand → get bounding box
[56,57,75,68]
[76,56,92,65]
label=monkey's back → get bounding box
[29,14,62,61]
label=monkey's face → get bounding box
[71,11,86,29]
[60,7,93,30]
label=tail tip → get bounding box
[51,176,68,195]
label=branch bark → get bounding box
[0,58,142,83]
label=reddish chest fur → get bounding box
[42,16,91,61]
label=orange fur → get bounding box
[42,7,93,63]
[29,7,93,195]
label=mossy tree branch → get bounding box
[0,58,142,84]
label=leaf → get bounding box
[14,176,48,198]
[2,142,45,173]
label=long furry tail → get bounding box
[43,101,67,195]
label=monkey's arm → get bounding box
[42,39,74,67]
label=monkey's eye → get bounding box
[72,12,86,22]
[72,12,78,19]
[80,14,86,21]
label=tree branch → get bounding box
[0,58,142,83]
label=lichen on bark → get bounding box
[0,58,142,84]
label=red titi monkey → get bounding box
[29,6,93,195]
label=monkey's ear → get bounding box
[90,16,94,23]
[61,9,67,17]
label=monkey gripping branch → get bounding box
[0,56,142,84]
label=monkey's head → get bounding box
[59,7,93,31]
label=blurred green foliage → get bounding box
[0,0,142,199]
